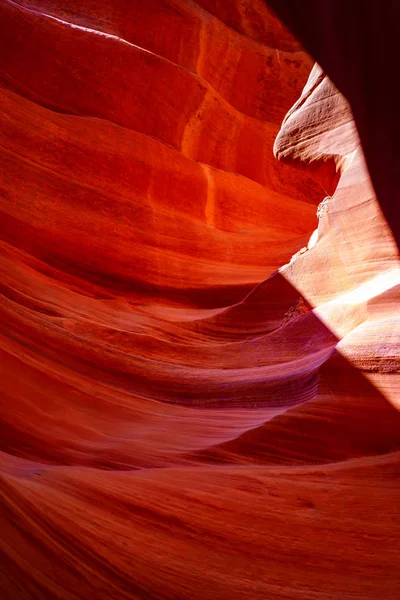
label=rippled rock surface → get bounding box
[1,1,399,598]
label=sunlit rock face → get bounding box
[1,1,400,599]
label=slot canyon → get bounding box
[0,1,399,598]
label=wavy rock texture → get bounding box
[267,0,400,247]
[1,1,400,599]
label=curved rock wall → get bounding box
[0,1,399,599]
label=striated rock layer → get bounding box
[0,1,399,599]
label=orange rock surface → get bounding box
[0,1,399,599]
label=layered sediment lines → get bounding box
[1,1,400,599]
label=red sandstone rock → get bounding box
[267,0,400,246]
[0,1,399,599]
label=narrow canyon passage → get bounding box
[0,1,399,599]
